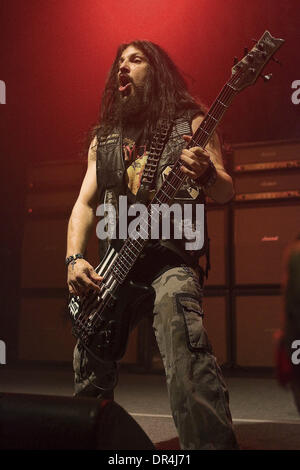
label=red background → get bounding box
[1,0,299,168]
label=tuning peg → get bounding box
[233,56,239,65]
[252,39,266,51]
[271,56,282,66]
[261,73,273,82]
[244,47,249,56]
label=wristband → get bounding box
[65,253,84,266]
[195,159,217,190]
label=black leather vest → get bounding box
[96,114,209,271]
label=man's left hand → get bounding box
[179,135,211,180]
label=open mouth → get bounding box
[119,74,132,96]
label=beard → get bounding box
[117,79,152,125]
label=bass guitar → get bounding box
[68,31,284,362]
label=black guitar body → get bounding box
[69,242,156,362]
[86,280,155,362]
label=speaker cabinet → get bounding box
[27,160,86,190]
[235,294,281,367]
[26,189,77,214]
[18,296,76,362]
[202,208,227,286]
[233,140,300,166]
[234,170,300,197]
[21,214,100,289]
[21,217,69,289]
[234,203,300,285]
[203,295,228,365]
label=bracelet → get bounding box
[65,253,84,266]
[195,159,217,190]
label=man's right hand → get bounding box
[67,258,103,297]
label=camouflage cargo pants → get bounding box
[73,265,238,450]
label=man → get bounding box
[275,235,300,412]
[66,41,238,450]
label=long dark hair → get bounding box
[91,40,204,142]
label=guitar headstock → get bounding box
[231,31,285,91]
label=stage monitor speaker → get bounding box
[235,294,281,367]
[202,295,228,365]
[0,393,155,450]
[201,208,227,286]
[18,296,138,364]
[234,203,300,285]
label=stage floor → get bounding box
[1,364,300,450]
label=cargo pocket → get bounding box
[176,293,212,353]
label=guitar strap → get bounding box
[134,119,173,204]
[131,118,211,280]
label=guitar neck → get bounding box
[190,82,237,149]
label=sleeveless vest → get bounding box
[96,113,210,273]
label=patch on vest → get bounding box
[162,165,200,200]
[99,133,119,146]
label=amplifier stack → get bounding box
[233,140,300,202]
[230,140,300,367]
[189,140,300,369]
